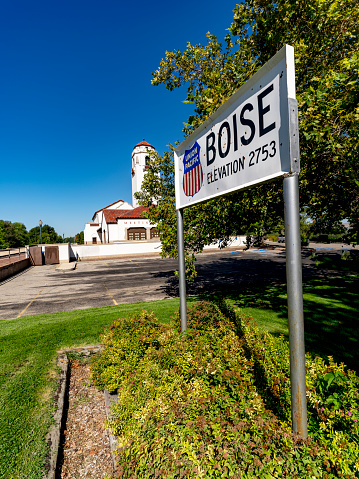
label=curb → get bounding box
[43,345,104,478]
[55,262,77,271]
[43,354,68,479]
[104,389,119,469]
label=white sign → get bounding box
[174,44,297,210]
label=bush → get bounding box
[221,300,359,474]
[91,310,170,392]
[91,301,359,478]
[267,234,278,242]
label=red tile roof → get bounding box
[134,139,154,149]
[103,206,150,224]
[102,209,121,224]
[92,200,126,219]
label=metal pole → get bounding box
[283,173,308,439]
[176,208,187,332]
[39,220,43,245]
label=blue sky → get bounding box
[0,0,239,237]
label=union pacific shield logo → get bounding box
[182,141,203,197]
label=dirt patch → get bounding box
[57,357,114,478]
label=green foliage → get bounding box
[348,222,359,247]
[0,298,183,479]
[300,210,312,244]
[0,220,29,247]
[231,274,359,373]
[266,234,278,242]
[63,236,75,243]
[28,223,62,244]
[138,0,359,278]
[0,222,9,248]
[310,252,359,273]
[74,231,84,244]
[226,302,359,473]
[91,310,168,392]
[92,301,359,478]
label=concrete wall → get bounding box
[70,235,247,261]
[70,241,162,260]
[36,244,70,263]
[58,243,70,263]
[204,236,247,249]
[0,258,30,282]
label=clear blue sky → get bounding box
[0,0,239,237]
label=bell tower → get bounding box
[131,139,155,207]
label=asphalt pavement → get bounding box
[0,242,355,321]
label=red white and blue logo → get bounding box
[182,142,203,197]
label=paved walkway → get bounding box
[0,242,356,321]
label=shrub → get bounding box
[221,300,359,475]
[173,300,227,332]
[91,310,170,392]
[91,301,359,478]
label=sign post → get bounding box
[284,173,308,438]
[174,45,307,438]
[176,208,187,333]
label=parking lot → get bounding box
[0,243,353,321]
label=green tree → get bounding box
[0,223,9,249]
[28,224,62,244]
[0,220,29,247]
[74,231,84,244]
[137,0,359,276]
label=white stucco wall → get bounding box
[70,236,247,261]
[86,218,155,244]
[84,223,101,244]
[58,243,71,262]
[119,218,153,241]
[107,223,122,242]
[70,241,162,260]
[204,236,247,249]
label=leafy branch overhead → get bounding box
[137,0,359,277]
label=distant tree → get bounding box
[28,224,62,244]
[0,223,9,249]
[0,220,28,247]
[63,237,75,243]
[74,231,84,244]
[41,232,52,244]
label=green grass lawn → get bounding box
[229,274,359,370]
[0,298,185,479]
[0,274,358,478]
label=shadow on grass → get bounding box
[207,275,359,372]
